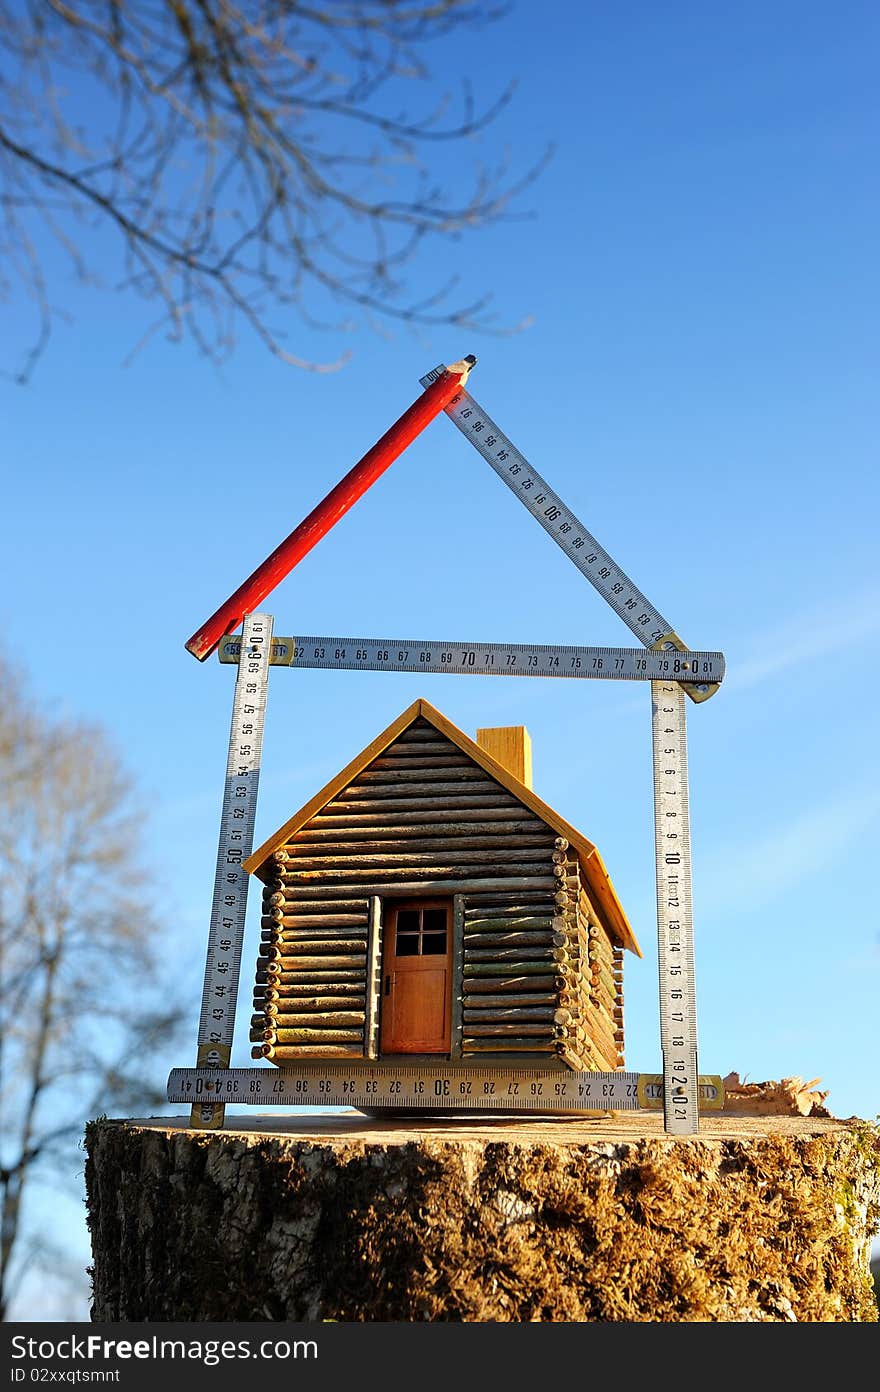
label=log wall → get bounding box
[251,717,624,1069]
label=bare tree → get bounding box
[0,657,185,1320]
[0,0,549,381]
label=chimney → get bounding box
[476,725,533,789]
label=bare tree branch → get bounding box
[0,651,186,1320]
[0,0,549,380]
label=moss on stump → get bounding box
[84,1112,880,1322]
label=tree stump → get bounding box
[84,1111,880,1322]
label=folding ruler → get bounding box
[189,612,273,1128]
[178,359,723,1133]
[169,1064,724,1114]
[418,364,718,1131]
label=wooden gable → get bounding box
[245,698,641,956]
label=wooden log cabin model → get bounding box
[246,698,640,1071]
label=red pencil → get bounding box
[185,356,476,662]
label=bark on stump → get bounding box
[84,1112,880,1322]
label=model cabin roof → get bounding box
[245,697,641,956]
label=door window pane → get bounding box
[392,904,449,957]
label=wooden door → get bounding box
[380,900,452,1054]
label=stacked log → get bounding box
[249,718,629,1070]
[461,899,564,1055]
[253,719,562,1063]
[577,876,625,1070]
[540,849,625,1073]
[252,852,370,1060]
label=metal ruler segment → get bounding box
[169,1065,725,1113]
[191,612,274,1129]
[419,365,718,704]
[651,680,700,1134]
[419,364,712,1133]
[217,633,725,685]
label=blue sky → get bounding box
[3,1,878,1317]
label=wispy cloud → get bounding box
[698,786,880,918]
[725,590,880,692]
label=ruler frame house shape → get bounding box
[182,358,723,1133]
